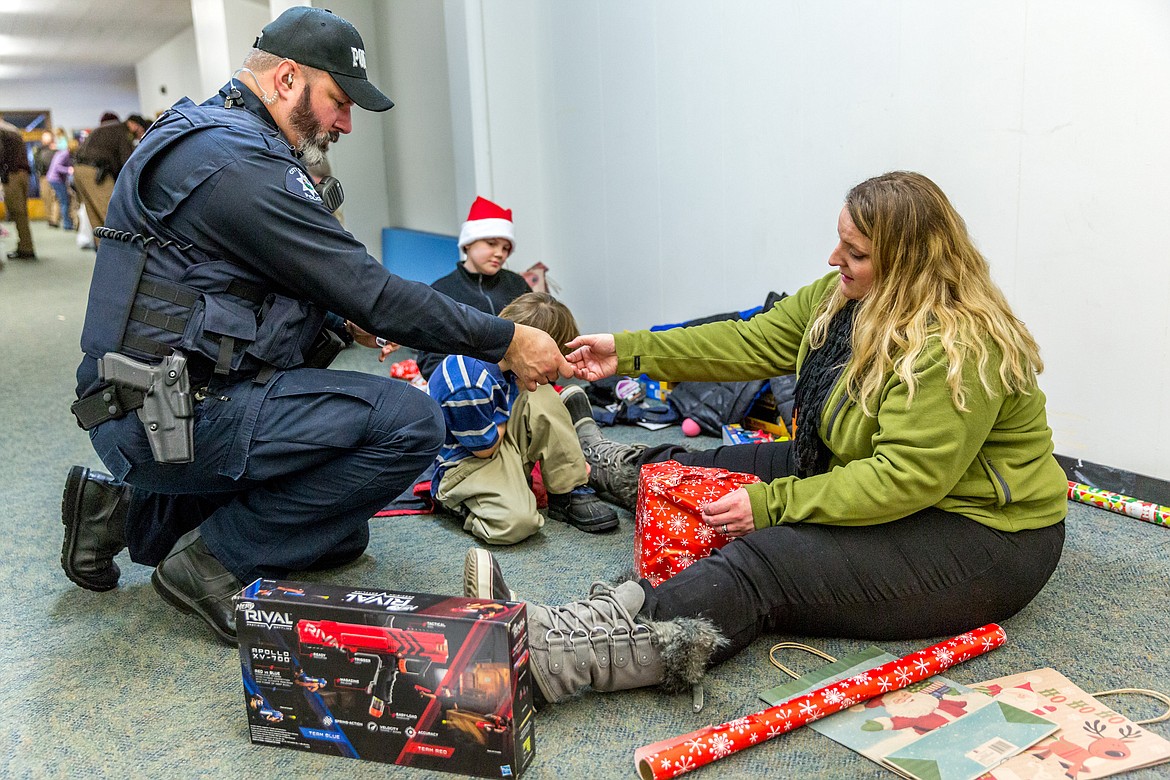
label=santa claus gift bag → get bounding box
[634,461,760,585]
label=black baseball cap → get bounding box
[254,7,393,112]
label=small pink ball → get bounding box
[681,418,702,437]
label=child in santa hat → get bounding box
[413,196,534,380]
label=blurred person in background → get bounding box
[36,130,60,228]
[46,142,75,231]
[72,111,135,240]
[126,114,150,144]
[1,118,36,260]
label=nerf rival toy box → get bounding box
[237,579,535,778]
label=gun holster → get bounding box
[71,383,146,430]
[302,327,346,369]
[136,352,195,464]
[73,351,196,464]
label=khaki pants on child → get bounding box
[434,384,587,544]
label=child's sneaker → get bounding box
[463,547,516,601]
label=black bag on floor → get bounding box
[667,380,766,436]
[769,374,797,431]
[595,288,787,434]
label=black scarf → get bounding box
[793,300,858,478]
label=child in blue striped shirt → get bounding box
[428,293,619,544]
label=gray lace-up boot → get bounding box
[462,549,725,708]
[581,438,645,510]
[560,386,646,509]
[526,580,724,704]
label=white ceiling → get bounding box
[0,0,194,82]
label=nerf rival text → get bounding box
[237,579,535,778]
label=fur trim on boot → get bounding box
[637,614,727,695]
[608,568,640,585]
[609,570,726,694]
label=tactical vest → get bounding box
[78,98,328,391]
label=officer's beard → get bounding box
[289,82,339,168]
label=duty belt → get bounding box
[71,351,196,463]
[93,228,268,374]
[70,383,146,431]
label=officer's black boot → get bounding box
[61,466,129,591]
[152,528,242,646]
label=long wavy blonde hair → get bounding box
[808,171,1043,414]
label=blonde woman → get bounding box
[464,172,1067,706]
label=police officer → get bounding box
[61,7,571,646]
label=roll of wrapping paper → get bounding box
[634,623,1006,780]
[1067,481,1170,528]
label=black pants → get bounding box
[92,369,444,582]
[636,441,1065,664]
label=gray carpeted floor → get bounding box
[2,219,1168,779]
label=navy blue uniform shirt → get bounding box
[77,81,514,396]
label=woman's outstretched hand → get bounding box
[564,333,619,381]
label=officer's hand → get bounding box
[346,322,402,361]
[501,323,573,391]
[564,333,619,382]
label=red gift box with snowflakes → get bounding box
[634,461,761,586]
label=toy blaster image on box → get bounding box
[237,579,536,778]
[296,619,449,718]
[426,662,516,746]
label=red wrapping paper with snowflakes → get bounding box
[634,461,761,586]
[634,623,1007,780]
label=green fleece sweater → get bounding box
[615,271,1067,532]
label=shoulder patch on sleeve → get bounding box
[284,165,323,202]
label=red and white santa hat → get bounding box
[458,196,515,252]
